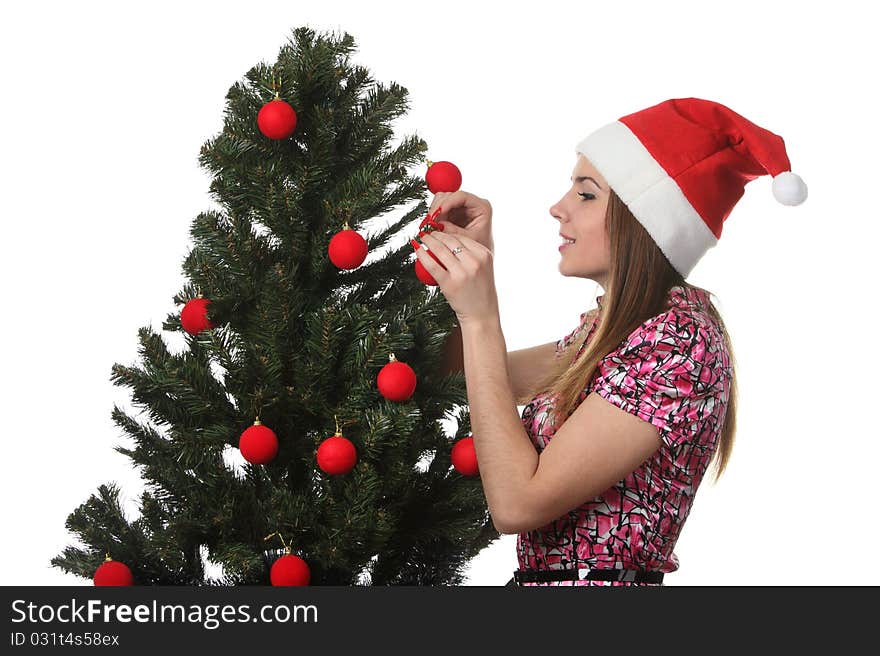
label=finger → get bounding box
[415,239,449,279]
[438,231,472,250]
[428,191,451,214]
[420,233,464,271]
[446,232,491,260]
[430,190,466,219]
[436,220,461,234]
[428,232,481,268]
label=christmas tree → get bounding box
[51,26,498,586]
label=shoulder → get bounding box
[617,306,719,360]
[589,306,731,451]
[599,306,729,387]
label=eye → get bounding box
[578,192,595,201]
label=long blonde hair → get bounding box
[531,189,738,483]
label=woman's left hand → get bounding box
[415,230,500,326]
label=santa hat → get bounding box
[576,97,807,279]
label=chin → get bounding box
[559,257,582,274]
[558,263,596,280]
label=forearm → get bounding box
[460,317,539,531]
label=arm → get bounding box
[459,317,540,532]
[508,341,573,405]
[506,308,598,404]
[442,324,583,405]
[459,313,662,536]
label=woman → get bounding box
[416,97,807,586]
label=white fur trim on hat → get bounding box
[576,121,718,279]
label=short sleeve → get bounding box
[555,310,596,356]
[588,312,728,451]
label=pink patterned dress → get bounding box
[515,285,733,586]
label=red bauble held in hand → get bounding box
[239,418,278,464]
[180,297,215,335]
[270,550,311,586]
[328,226,368,269]
[376,353,417,402]
[451,436,479,476]
[257,98,298,140]
[425,159,462,193]
[93,555,134,586]
[413,251,442,286]
[316,432,358,475]
[411,206,447,285]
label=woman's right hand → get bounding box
[427,190,494,254]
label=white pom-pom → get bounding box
[772,171,808,206]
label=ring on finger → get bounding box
[425,232,464,257]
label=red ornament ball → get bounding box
[410,237,446,286]
[426,160,462,193]
[376,358,417,402]
[239,421,278,464]
[257,98,298,140]
[93,557,134,586]
[328,229,368,269]
[316,434,358,475]
[270,552,311,586]
[451,436,479,476]
[180,297,215,335]
[414,258,438,286]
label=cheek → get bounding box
[577,239,601,260]
[585,212,609,250]
[577,224,603,250]
[570,224,608,262]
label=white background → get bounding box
[2,0,877,586]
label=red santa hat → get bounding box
[576,97,807,278]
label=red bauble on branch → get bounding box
[317,416,357,475]
[316,434,357,476]
[239,417,278,464]
[376,353,417,402]
[270,550,311,586]
[264,532,311,586]
[180,296,215,335]
[257,97,298,140]
[328,222,368,269]
[425,159,462,193]
[451,435,479,476]
[93,554,134,586]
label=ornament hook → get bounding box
[264,531,289,551]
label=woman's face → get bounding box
[550,153,611,287]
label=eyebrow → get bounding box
[571,176,603,190]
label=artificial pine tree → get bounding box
[51,26,499,586]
